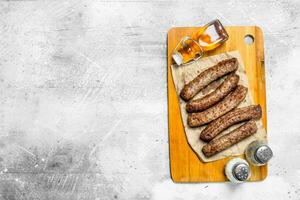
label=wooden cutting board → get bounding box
[167,26,267,182]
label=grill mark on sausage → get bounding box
[186,74,239,113]
[188,85,248,127]
[180,58,238,101]
[200,105,262,142]
[202,120,258,157]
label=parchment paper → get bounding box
[171,51,267,162]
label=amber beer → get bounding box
[172,19,229,65]
[172,36,203,66]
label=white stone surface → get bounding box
[0,0,299,199]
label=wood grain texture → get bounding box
[167,26,267,182]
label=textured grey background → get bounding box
[0,0,299,199]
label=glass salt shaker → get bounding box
[225,158,251,183]
[245,140,273,166]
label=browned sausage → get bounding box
[180,58,238,101]
[186,74,239,113]
[200,105,262,142]
[188,85,248,127]
[202,120,257,157]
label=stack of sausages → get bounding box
[180,58,262,157]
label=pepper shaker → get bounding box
[245,140,273,166]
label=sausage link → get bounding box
[202,120,257,157]
[200,105,262,142]
[180,58,238,101]
[186,74,239,113]
[188,85,248,127]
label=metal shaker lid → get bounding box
[254,145,273,164]
[232,163,250,181]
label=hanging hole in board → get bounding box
[244,34,254,45]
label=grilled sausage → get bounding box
[200,105,262,142]
[180,58,238,101]
[188,85,248,127]
[186,74,239,113]
[202,120,257,157]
